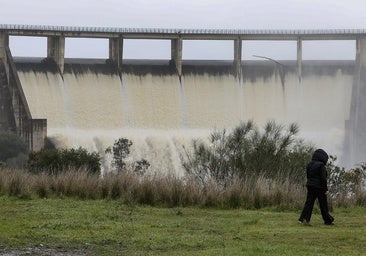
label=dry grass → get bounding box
[0,168,364,209]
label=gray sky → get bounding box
[1,0,366,60]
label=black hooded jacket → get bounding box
[306,149,329,192]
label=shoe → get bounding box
[298,219,311,226]
[324,216,334,225]
[304,221,311,226]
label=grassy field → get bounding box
[0,197,365,256]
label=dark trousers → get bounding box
[299,186,334,224]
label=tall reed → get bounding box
[1,168,365,209]
[1,168,352,209]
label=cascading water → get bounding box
[15,58,353,174]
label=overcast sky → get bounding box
[1,0,366,60]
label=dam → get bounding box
[1,25,366,172]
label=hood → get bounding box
[311,149,329,165]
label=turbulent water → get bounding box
[15,59,354,174]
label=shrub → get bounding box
[28,147,101,174]
[105,138,150,174]
[106,138,132,171]
[181,120,313,186]
[328,156,366,204]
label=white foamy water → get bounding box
[17,65,353,174]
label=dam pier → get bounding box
[1,24,366,166]
[0,30,46,152]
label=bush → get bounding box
[28,147,101,174]
[105,138,150,174]
[106,138,132,171]
[328,156,366,203]
[181,120,313,185]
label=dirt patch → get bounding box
[0,247,90,256]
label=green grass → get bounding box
[0,197,365,256]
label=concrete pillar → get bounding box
[0,32,9,60]
[0,58,15,132]
[234,38,242,78]
[47,36,65,74]
[0,36,45,151]
[171,38,183,76]
[347,36,366,165]
[356,37,366,66]
[29,119,47,151]
[297,38,302,81]
[0,32,9,80]
[109,37,123,69]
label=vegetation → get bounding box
[28,147,101,175]
[105,137,150,174]
[1,121,366,255]
[0,198,365,256]
[0,121,365,207]
[327,155,366,206]
[106,137,133,171]
[0,167,365,208]
[181,121,313,186]
[0,168,305,208]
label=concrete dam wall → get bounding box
[14,58,354,173]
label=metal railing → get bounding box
[1,24,366,35]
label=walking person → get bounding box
[298,149,334,225]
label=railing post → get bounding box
[109,36,123,69]
[171,37,182,77]
[47,36,65,74]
